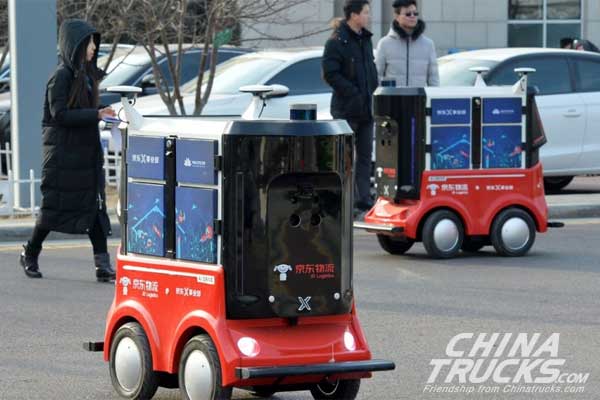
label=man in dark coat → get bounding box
[322,0,378,213]
[19,19,117,281]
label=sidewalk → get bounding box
[1,179,599,243]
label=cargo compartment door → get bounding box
[267,173,347,318]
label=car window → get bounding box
[181,56,284,95]
[157,57,175,87]
[438,58,499,86]
[266,58,331,95]
[573,58,600,92]
[100,60,145,89]
[179,51,246,86]
[487,57,571,95]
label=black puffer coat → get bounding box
[37,20,111,235]
[322,20,378,122]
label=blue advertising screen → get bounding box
[483,98,522,124]
[127,182,165,256]
[175,187,218,263]
[431,127,471,170]
[176,139,217,185]
[127,136,165,180]
[431,98,471,125]
[482,126,523,169]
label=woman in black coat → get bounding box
[19,19,117,282]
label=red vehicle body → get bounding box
[364,165,548,242]
[103,253,377,389]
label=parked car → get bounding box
[438,48,600,191]
[0,45,253,154]
[117,47,332,117]
[98,45,253,106]
[97,43,136,60]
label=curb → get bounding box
[1,203,599,243]
[548,204,600,220]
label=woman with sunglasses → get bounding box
[375,0,439,87]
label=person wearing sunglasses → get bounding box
[375,0,439,87]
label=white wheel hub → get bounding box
[184,349,214,400]
[433,219,459,252]
[501,217,530,250]
[114,337,142,392]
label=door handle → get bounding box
[563,109,582,118]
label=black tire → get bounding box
[251,386,277,397]
[109,322,159,400]
[544,176,574,192]
[422,210,464,259]
[461,237,486,253]
[310,379,361,400]
[491,208,536,257]
[178,334,232,400]
[376,234,414,255]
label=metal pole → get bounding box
[104,146,110,186]
[7,168,14,217]
[8,0,57,208]
[29,168,35,215]
[6,141,11,174]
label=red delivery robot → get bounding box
[86,88,395,400]
[355,69,562,259]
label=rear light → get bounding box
[237,337,260,357]
[344,331,356,351]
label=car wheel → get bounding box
[109,322,159,400]
[376,234,414,255]
[544,176,573,192]
[179,334,232,400]
[491,208,536,257]
[310,379,360,400]
[422,210,464,259]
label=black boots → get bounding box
[20,245,115,282]
[94,252,116,282]
[19,242,43,278]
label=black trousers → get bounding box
[348,119,374,206]
[29,215,107,255]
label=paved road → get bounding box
[1,219,599,399]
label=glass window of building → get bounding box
[508,0,581,48]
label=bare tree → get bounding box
[1,0,330,115]
[57,0,133,68]
[118,0,328,116]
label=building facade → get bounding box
[243,0,598,55]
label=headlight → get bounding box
[237,337,260,357]
[344,331,356,351]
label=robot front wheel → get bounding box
[109,322,159,400]
[179,334,232,400]
[422,210,465,259]
[377,234,415,255]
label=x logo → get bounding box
[298,296,312,311]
